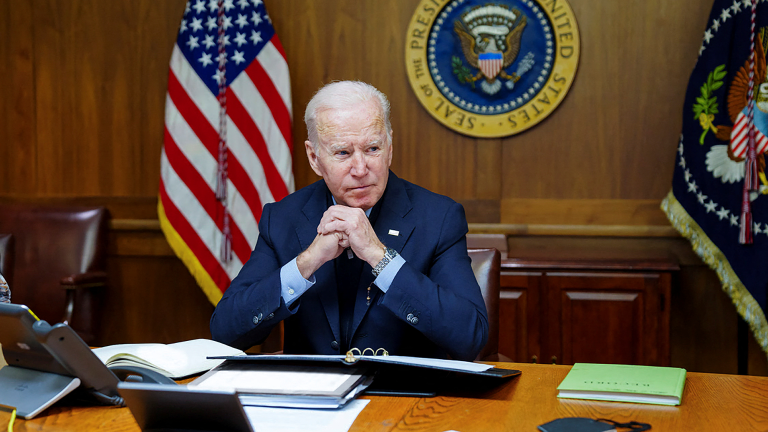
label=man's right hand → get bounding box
[296,232,346,279]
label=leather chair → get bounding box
[0,233,12,287]
[0,204,109,344]
[468,248,508,362]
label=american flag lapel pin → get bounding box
[388,229,399,236]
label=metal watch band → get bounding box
[372,247,397,277]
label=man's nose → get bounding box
[350,152,368,176]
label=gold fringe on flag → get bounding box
[158,199,224,306]
[662,190,768,358]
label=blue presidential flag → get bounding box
[663,0,768,357]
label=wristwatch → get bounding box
[372,247,398,277]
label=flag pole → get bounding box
[216,0,232,263]
[740,0,759,245]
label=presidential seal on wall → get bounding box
[405,0,580,138]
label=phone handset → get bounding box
[108,365,176,385]
[31,320,176,408]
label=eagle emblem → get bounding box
[404,0,580,137]
[453,4,534,95]
[705,28,768,198]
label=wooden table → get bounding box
[3,363,768,431]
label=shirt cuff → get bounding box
[373,254,405,293]
[280,257,315,307]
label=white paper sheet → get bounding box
[244,399,370,432]
[193,369,355,393]
[365,355,493,372]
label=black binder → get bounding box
[208,351,520,397]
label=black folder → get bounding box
[208,353,520,397]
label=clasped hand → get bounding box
[297,205,385,279]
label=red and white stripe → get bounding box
[729,111,768,158]
[161,38,293,295]
[480,58,503,80]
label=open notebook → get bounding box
[93,339,245,379]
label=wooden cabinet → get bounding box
[499,256,676,366]
[499,271,541,364]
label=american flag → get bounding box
[159,0,293,305]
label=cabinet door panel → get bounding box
[499,272,541,363]
[546,272,666,366]
[562,291,642,365]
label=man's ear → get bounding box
[387,130,394,167]
[305,140,323,177]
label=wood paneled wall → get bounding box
[1,0,766,374]
[0,0,181,197]
[1,0,712,212]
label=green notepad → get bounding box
[557,363,687,406]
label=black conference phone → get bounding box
[0,303,175,418]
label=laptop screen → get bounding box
[119,382,254,432]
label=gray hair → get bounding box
[304,81,392,150]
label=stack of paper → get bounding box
[190,362,373,409]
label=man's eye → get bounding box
[336,150,348,156]
[368,146,379,152]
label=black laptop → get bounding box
[118,382,254,432]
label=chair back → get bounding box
[0,233,13,286]
[0,204,108,342]
[468,248,501,361]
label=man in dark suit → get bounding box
[210,81,488,361]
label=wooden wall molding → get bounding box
[111,219,160,230]
[107,219,679,259]
[112,219,679,236]
[469,223,679,238]
[499,198,671,226]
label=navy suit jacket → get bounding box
[210,171,488,361]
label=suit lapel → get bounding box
[297,183,341,344]
[350,173,415,340]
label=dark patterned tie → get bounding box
[335,248,363,352]
[333,199,383,352]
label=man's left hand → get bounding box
[318,205,385,267]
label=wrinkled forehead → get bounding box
[316,101,387,142]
